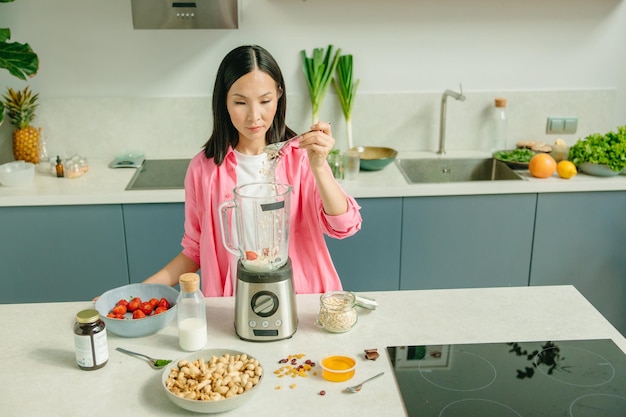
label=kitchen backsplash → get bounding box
[0,89,615,163]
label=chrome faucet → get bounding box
[438,84,466,155]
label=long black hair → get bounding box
[203,45,296,165]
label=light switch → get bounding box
[547,117,565,133]
[564,117,578,134]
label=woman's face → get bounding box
[226,69,280,151]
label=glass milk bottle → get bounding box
[491,98,508,151]
[177,273,207,351]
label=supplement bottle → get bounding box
[73,309,109,370]
[491,98,508,151]
[55,155,64,177]
[177,273,207,351]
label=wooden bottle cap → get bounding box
[495,98,507,108]
[179,273,200,292]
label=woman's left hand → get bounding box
[298,121,335,169]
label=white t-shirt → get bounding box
[233,149,274,184]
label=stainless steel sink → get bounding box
[395,158,523,184]
[126,159,191,190]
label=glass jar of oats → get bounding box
[316,291,358,333]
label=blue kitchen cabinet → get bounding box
[0,205,128,303]
[325,198,402,291]
[400,194,536,290]
[122,203,185,283]
[529,191,626,335]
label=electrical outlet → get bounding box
[547,117,578,134]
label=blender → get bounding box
[219,182,298,341]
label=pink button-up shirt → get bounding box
[181,143,362,297]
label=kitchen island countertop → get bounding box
[1,151,625,207]
[1,285,624,416]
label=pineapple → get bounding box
[3,86,41,163]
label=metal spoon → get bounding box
[116,347,172,369]
[344,372,385,393]
[264,129,315,159]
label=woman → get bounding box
[144,45,362,296]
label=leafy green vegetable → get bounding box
[493,148,535,162]
[332,54,360,149]
[301,45,341,123]
[569,126,626,172]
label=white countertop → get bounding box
[0,286,624,417]
[1,152,625,207]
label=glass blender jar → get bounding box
[219,182,298,341]
[220,182,292,270]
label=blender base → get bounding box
[234,259,298,342]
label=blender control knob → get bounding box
[251,291,279,317]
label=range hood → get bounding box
[131,0,238,29]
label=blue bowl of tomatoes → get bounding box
[95,283,179,338]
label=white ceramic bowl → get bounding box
[95,283,178,337]
[0,161,35,186]
[162,349,263,413]
[578,162,622,177]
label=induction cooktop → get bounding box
[387,339,626,417]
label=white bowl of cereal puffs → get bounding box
[162,349,264,413]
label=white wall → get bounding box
[1,0,624,159]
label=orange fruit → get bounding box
[528,153,557,178]
[557,160,577,179]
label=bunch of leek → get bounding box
[301,45,341,123]
[332,54,360,149]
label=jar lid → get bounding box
[179,273,200,292]
[320,291,356,309]
[76,309,100,324]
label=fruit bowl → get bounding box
[351,146,397,171]
[0,161,35,186]
[94,283,178,337]
[162,349,263,413]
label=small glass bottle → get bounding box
[317,291,358,333]
[491,98,508,151]
[55,155,64,178]
[177,273,207,351]
[73,309,109,370]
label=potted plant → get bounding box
[0,0,39,126]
